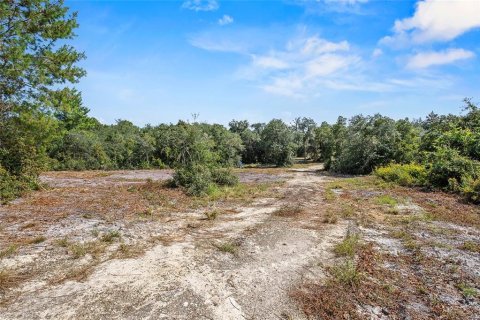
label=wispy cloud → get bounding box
[182,0,218,12]
[406,48,475,69]
[218,14,234,26]
[381,0,480,46]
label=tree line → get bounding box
[1,1,479,202]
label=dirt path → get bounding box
[0,166,348,319]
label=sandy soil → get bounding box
[0,166,349,319]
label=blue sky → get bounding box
[67,0,480,126]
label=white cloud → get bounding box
[372,48,383,58]
[382,0,480,45]
[406,48,475,69]
[245,36,360,97]
[182,0,218,12]
[218,15,234,26]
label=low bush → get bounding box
[374,163,427,187]
[425,148,480,191]
[173,164,214,196]
[462,179,480,204]
[211,168,239,186]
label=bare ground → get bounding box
[0,166,479,319]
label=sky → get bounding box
[67,0,480,126]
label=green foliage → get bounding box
[0,0,85,202]
[425,147,479,191]
[211,168,239,186]
[462,179,480,204]
[330,115,420,174]
[173,164,214,196]
[375,163,428,187]
[261,119,295,166]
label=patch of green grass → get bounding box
[457,282,478,298]
[324,188,336,201]
[331,259,362,286]
[69,241,106,259]
[216,242,237,254]
[334,234,360,257]
[101,230,121,243]
[0,245,17,259]
[460,241,480,253]
[375,195,398,207]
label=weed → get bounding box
[459,241,480,253]
[91,228,99,237]
[375,194,398,207]
[334,234,360,257]
[340,204,355,218]
[204,209,219,220]
[331,259,362,286]
[69,243,87,259]
[324,188,336,201]
[69,241,106,259]
[322,210,338,224]
[0,245,17,259]
[216,242,237,254]
[457,283,478,298]
[101,230,121,243]
[116,243,144,259]
[55,238,69,248]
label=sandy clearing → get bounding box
[1,166,348,319]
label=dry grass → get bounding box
[273,205,304,217]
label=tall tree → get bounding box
[0,0,85,199]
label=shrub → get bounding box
[211,168,239,186]
[375,163,427,187]
[425,148,479,190]
[463,179,480,204]
[173,164,213,196]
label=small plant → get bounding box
[69,243,87,259]
[204,209,219,220]
[334,234,360,257]
[457,282,478,298]
[101,230,121,243]
[331,259,362,286]
[459,241,480,253]
[91,228,99,237]
[324,188,336,201]
[216,242,236,254]
[323,210,338,224]
[0,245,17,259]
[55,238,70,248]
[375,195,398,207]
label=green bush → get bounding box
[0,165,39,203]
[211,168,239,186]
[173,164,214,196]
[463,179,480,204]
[425,148,479,191]
[375,163,427,187]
